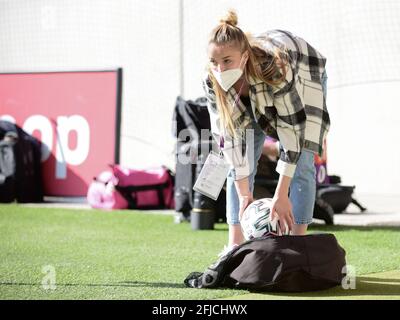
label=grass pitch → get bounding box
[1,204,399,300]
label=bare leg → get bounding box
[228,224,244,247]
[292,224,308,235]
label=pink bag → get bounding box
[112,165,175,210]
[86,170,129,209]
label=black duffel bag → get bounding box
[185,233,346,292]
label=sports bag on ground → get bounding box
[0,132,17,202]
[184,233,346,292]
[87,165,175,210]
[317,184,367,214]
[113,164,175,210]
[172,96,226,223]
[0,120,43,203]
[86,170,129,209]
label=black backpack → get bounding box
[184,233,347,292]
[172,96,226,223]
[255,165,366,225]
[0,132,17,202]
[313,177,367,225]
[0,121,43,203]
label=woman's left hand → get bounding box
[238,194,254,222]
[271,194,295,234]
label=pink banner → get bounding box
[0,69,122,196]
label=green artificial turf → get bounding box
[221,270,400,300]
[0,204,399,300]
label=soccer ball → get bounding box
[241,198,282,240]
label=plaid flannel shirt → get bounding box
[202,29,330,180]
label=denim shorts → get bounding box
[225,70,328,225]
[226,128,316,225]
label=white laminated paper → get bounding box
[193,151,230,200]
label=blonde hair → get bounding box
[207,9,288,138]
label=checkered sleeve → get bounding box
[273,69,307,178]
[202,74,252,180]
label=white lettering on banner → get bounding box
[0,114,90,180]
[56,115,90,179]
[23,115,53,162]
[0,115,16,124]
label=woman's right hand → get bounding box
[234,177,254,222]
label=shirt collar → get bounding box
[225,74,266,114]
[226,74,264,97]
[248,74,264,86]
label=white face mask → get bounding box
[211,51,249,92]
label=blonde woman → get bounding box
[202,10,330,254]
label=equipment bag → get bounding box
[112,164,175,210]
[318,184,367,214]
[172,96,226,222]
[0,121,43,203]
[185,233,347,292]
[0,137,17,202]
[87,170,129,210]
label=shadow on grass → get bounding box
[248,276,400,298]
[3,276,399,298]
[0,281,186,289]
[119,281,186,288]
